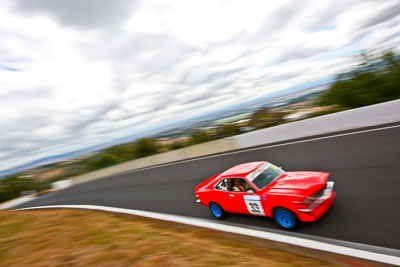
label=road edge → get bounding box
[15,204,400,266]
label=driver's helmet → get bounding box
[233,178,241,184]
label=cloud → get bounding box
[13,0,137,29]
[0,0,399,172]
[66,101,121,133]
[359,2,400,30]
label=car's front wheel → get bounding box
[209,202,226,219]
[273,207,297,229]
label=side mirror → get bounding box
[246,189,255,194]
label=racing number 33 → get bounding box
[243,195,265,216]
[249,202,260,213]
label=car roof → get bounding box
[220,161,266,178]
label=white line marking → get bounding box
[16,205,400,266]
[120,124,400,175]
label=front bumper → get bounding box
[297,181,336,222]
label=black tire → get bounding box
[273,207,297,230]
[209,202,226,219]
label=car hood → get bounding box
[265,171,329,196]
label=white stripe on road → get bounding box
[120,124,400,175]
[16,204,400,266]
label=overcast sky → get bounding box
[1,0,400,172]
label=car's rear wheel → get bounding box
[273,207,297,229]
[209,202,225,219]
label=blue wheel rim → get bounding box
[210,204,222,218]
[275,209,295,229]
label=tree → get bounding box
[135,138,157,157]
[0,176,50,203]
[216,124,241,137]
[104,144,136,161]
[319,50,400,108]
[249,108,287,129]
[189,131,215,145]
[85,154,118,170]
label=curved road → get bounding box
[17,123,400,252]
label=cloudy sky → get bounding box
[1,0,400,172]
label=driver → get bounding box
[232,179,246,192]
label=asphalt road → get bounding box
[17,124,400,251]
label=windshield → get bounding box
[251,164,284,190]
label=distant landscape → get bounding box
[0,77,331,178]
[1,49,399,203]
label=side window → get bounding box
[215,179,229,191]
[230,178,253,192]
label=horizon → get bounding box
[0,78,328,177]
[1,0,400,175]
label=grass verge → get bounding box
[0,209,339,267]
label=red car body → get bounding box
[195,161,336,226]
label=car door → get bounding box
[212,178,237,213]
[228,178,266,216]
[242,194,266,216]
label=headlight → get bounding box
[302,196,315,205]
[302,187,325,205]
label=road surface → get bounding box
[17,123,400,252]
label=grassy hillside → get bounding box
[0,209,339,267]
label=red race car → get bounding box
[194,161,336,229]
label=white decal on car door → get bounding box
[243,195,265,216]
